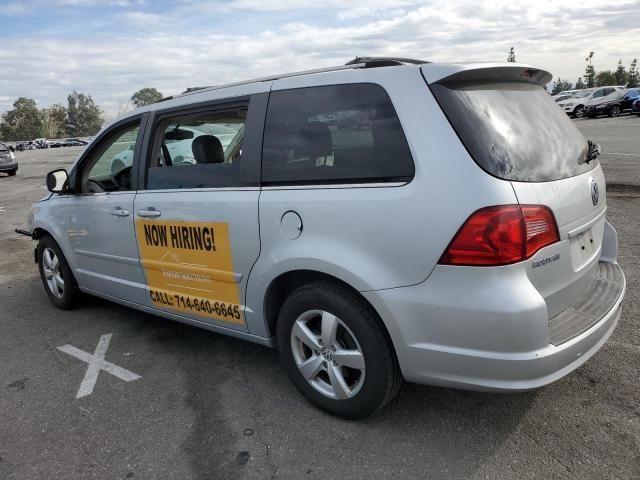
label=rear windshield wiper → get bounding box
[585,140,601,164]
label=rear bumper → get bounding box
[0,161,17,172]
[364,261,625,392]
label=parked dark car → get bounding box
[0,143,18,176]
[624,89,640,109]
[65,138,88,146]
[584,90,630,118]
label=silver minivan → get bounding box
[22,58,626,419]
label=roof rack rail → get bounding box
[345,56,429,67]
[169,57,428,101]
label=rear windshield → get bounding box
[431,81,594,182]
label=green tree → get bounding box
[614,59,627,85]
[595,70,616,86]
[551,78,573,95]
[65,91,103,137]
[575,77,586,89]
[507,47,516,63]
[628,59,639,87]
[42,104,67,138]
[584,51,595,88]
[0,97,44,141]
[131,87,163,108]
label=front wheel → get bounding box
[574,105,585,118]
[8,169,16,176]
[38,236,79,309]
[277,281,402,419]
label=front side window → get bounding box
[262,84,414,185]
[79,122,140,193]
[146,108,246,190]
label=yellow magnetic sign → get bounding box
[136,220,244,325]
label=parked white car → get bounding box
[558,86,626,117]
[552,89,577,103]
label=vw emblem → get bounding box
[591,180,599,206]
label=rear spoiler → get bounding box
[421,63,552,87]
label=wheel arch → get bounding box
[31,225,78,274]
[263,269,393,346]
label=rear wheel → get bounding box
[574,105,584,118]
[609,105,621,117]
[277,281,402,419]
[8,169,16,176]
[38,235,79,309]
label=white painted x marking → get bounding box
[57,333,141,398]
[0,206,5,213]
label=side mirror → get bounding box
[46,169,70,193]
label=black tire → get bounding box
[8,169,16,176]
[609,105,621,117]
[574,105,584,118]
[277,281,402,419]
[37,235,79,309]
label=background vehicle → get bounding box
[0,143,18,176]
[66,138,88,146]
[558,86,625,117]
[623,88,640,108]
[585,90,631,117]
[34,138,49,149]
[552,89,577,102]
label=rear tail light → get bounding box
[439,205,559,266]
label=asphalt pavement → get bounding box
[0,117,639,479]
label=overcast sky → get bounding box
[1,0,639,118]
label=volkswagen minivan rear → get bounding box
[364,64,625,392]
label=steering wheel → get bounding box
[87,179,105,193]
[113,166,132,190]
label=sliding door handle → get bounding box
[137,208,161,218]
[110,207,130,217]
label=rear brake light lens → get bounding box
[439,205,559,266]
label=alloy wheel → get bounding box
[290,310,365,400]
[42,247,64,299]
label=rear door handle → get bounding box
[137,208,161,218]
[110,207,130,217]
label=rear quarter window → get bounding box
[262,83,414,185]
[430,81,594,182]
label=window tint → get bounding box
[146,108,247,190]
[262,84,414,185]
[431,81,593,182]
[80,122,140,193]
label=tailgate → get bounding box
[512,166,607,319]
